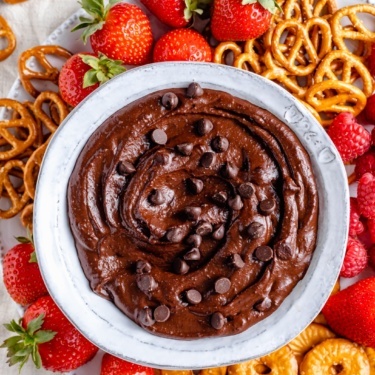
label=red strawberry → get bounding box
[1,296,98,372]
[2,237,48,306]
[153,29,212,62]
[327,112,371,163]
[59,53,126,107]
[211,0,278,42]
[369,43,375,78]
[349,197,365,236]
[73,1,153,65]
[141,0,207,28]
[322,277,375,347]
[365,94,375,123]
[340,236,368,278]
[355,148,375,180]
[357,172,375,219]
[369,245,375,270]
[100,353,154,375]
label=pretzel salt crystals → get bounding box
[18,45,72,98]
[0,16,16,62]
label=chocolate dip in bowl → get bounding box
[34,63,348,369]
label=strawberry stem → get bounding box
[242,0,280,14]
[184,0,212,22]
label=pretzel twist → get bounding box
[214,42,243,65]
[0,16,16,62]
[20,203,33,232]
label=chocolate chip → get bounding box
[238,183,254,198]
[211,136,229,153]
[186,289,202,305]
[184,247,201,261]
[222,162,239,179]
[186,178,204,194]
[173,258,190,274]
[136,260,151,274]
[211,312,226,330]
[275,241,294,260]
[215,277,231,294]
[184,206,202,221]
[161,92,178,110]
[151,129,167,145]
[228,195,243,211]
[228,254,245,269]
[176,143,193,156]
[247,222,265,239]
[154,305,170,322]
[154,153,169,166]
[196,119,213,136]
[186,234,202,248]
[212,191,228,204]
[212,224,225,240]
[186,82,204,98]
[196,221,213,236]
[166,227,184,243]
[200,152,216,168]
[149,189,167,205]
[138,307,155,326]
[136,274,158,293]
[259,199,276,215]
[254,297,272,312]
[117,161,136,175]
[254,246,273,262]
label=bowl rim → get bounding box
[34,61,349,369]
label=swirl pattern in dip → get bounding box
[68,85,318,339]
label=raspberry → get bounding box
[340,237,368,278]
[355,149,375,179]
[358,173,375,219]
[369,245,375,271]
[368,218,375,244]
[365,94,375,124]
[327,112,371,163]
[349,197,365,236]
[372,127,375,146]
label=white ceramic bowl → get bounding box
[34,62,349,369]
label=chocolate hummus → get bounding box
[68,83,318,339]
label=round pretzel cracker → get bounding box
[0,16,16,62]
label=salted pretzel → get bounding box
[200,367,227,375]
[0,160,29,219]
[301,0,337,19]
[18,45,72,98]
[300,338,370,375]
[214,42,243,65]
[365,347,375,374]
[234,40,265,74]
[0,99,37,160]
[0,16,16,62]
[20,203,33,232]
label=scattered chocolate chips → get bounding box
[238,182,254,198]
[184,206,202,221]
[222,162,239,179]
[228,195,243,210]
[136,274,158,293]
[228,254,245,269]
[176,143,194,156]
[138,307,155,326]
[212,191,228,205]
[200,152,216,168]
[151,129,168,145]
[186,82,204,98]
[186,234,202,248]
[196,118,213,136]
[211,136,229,153]
[259,199,276,215]
[161,92,178,110]
[183,247,201,261]
[166,227,184,243]
[211,312,226,330]
[212,224,225,240]
[154,305,170,322]
[186,178,204,194]
[186,289,202,305]
[254,297,272,312]
[136,260,151,274]
[196,221,213,236]
[117,161,136,175]
[173,258,190,274]
[254,246,273,262]
[275,241,294,260]
[149,189,167,205]
[215,277,231,294]
[247,222,265,239]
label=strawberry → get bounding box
[2,236,48,306]
[72,0,153,65]
[211,0,278,42]
[357,173,375,219]
[354,148,375,180]
[340,236,368,278]
[327,112,371,163]
[365,94,375,123]
[369,43,375,78]
[59,52,126,107]
[153,29,212,62]
[100,353,154,375]
[140,0,208,28]
[322,277,375,347]
[1,296,98,372]
[349,197,365,237]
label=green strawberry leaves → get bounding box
[14,231,37,263]
[184,0,212,22]
[1,314,56,371]
[80,53,126,88]
[242,0,281,14]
